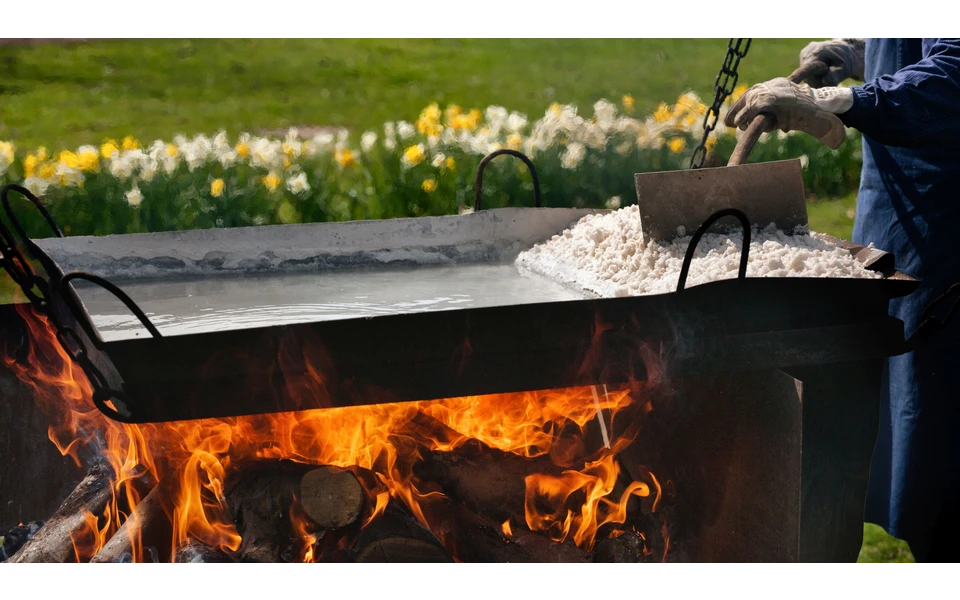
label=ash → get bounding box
[516,205,880,297]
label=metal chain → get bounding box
[0,185,124,417]
[689,38,751,170]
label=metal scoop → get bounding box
[634,61,828,241]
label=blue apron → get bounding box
[855,38,960,559]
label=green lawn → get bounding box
[0,39,917,563]
[807,193,857,240]
[1,38,809,150]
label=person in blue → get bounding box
[725,38,960,562]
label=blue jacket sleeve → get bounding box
[840,38,960,148]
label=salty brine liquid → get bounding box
[77,263,585,342]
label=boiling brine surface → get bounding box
[78,263,584,341]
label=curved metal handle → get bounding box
[474,149,542,212]
[727,61,830,167]
[1,184,65,241]
[0,184,65,302]
[676,208,752,293]
[58,271,164,350]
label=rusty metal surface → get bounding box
[634,159,808,241]
[786,360,885,562]
[620,368,803,562]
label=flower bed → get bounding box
[0,88,862,239]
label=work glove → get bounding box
[724,78,852,149]
[799,38,866,87]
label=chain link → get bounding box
[689,38,751,170]
[0,185,124,417]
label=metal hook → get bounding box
[676,208,752,293]
[473,149,542,212]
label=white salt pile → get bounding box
[516,205,881,298]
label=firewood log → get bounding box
[7,464,114,563]
[90,483,171,563]
[0,521,42,561]
[224,460,363,562]
[427,497,589,563]
[299,466,363,529]
[349,502,453,563]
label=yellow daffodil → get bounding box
[165,143,178,157]
[667,138,687,154]
[444,104,462,127]
[101,140,120,159]
[236,141,251,158]
[422,179,437,193]
[445,156,456,170]
[334,148,356,168]
[653,102,672,123]
[36,146,48,161]
[38,162,56,179]
[58,150,80,170]
[122,136,140,151]
[705,136,718,152]
[622,94,635,113]
[77,146,99,171]
[23,154,38,178]
[210,178,225,197]
[261,172,281,191]
[417,103,443,137]
[506,133,522,151]
[402,144,425,167]
[549,102,562,117]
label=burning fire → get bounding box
[3,304,667,562]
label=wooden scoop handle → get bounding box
[727,60,829,167]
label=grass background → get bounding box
[0,38,913,561]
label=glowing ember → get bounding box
[3,304,668,562]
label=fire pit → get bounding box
[0,165,926,562]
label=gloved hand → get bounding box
[724,78,851,149]
[799,38,866,87]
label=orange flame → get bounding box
[3,303,668,561]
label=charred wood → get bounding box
[593,531,646,563]
[7,464,115,563]
[413,439,571,524]
[0,521,42,561]
[224,460,363,562]
[510,527,593,567]
[90,483,171,563]
[439,503,588,563]
[349,502,453,563]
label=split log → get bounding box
[224,460,363,562]
[432,500,591,567]
[413,439,572,524]
[7,464,115,563]
[175,541,234,563]
[350,502,453,563]
[508,527,590,563]
[90,483,171,563]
